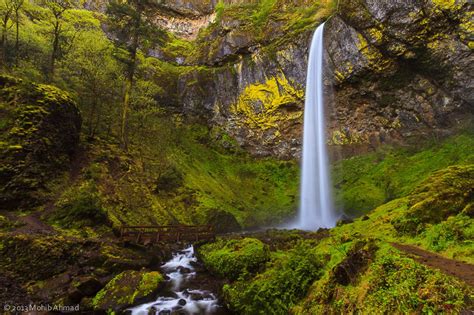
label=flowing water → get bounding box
[298,22,337,230]
[128,246,224,315]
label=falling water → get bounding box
[128,246,224,315]
[298,22,337,230]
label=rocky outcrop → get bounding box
[325,0,473,155]
[172,0,473,159]
[0,76,82,210]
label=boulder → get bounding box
[0,75,81,210]
[92,270,164,312]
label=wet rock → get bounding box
[337,217,354,226]
[177,266,192,274]
[28,272,72,302]
[178,298,187,306]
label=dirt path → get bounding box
[391,243,474,287]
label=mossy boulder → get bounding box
[198,238,270,280]
[0,75,81,210]
[392,164,474,234]
[408,165,474,222]
[206,209,242,233]
[92,270,164,312]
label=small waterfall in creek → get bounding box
[128,246,224,315]
[298,22,337,230]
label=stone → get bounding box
[74,275,102,297]
[92,270,164,312]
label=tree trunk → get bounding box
[121,59,136,151]
[120,9,141,151]
[15,9,19,67]
[49,20,60,82]
[1,18,8,68]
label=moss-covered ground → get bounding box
[332,132,474,216]
[198,159,474,314]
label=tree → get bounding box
[41,0,76,81]
[0,0,14,67]
[11,0,24,67]
[58,29,122,138]
[106,0,165,150]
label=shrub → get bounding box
[198,238,269,280]
[223,241,322,314]
[51,181,107,228]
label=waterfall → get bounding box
[298,22,337,230]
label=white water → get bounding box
[128,246,221,315]
[297,22,337,230]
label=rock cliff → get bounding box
[149,0,473,159]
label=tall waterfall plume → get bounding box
[298,22,337,230]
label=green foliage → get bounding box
[332,133,474,216]
[251,0,276,27]
[171,123,299,227]
[50,180,107,228]
[223,241,322,314]
[408,165,474,223]
[56,28,122,137]
[422,214,474,253]
[198,238,270,280]
[363,245,468,314]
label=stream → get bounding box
[128,246,226,315]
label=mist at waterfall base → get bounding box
[286,22,338,231]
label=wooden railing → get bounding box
[119,225,215,244]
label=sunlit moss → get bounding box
[232,74,303,131]
[92,270,163,311]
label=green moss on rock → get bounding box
[0,75,81,210]
[198,238,269,280]
[408,165,474,224]
[92,270,163,312]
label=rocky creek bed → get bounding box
[128,246,228,315]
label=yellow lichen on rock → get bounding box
[335,62,354,83]
[431,0,462,10]
[330,129,367,145]
[367,27,383,45]
[356,33,393,73]
[232,74,303,131]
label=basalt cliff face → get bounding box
[143,0,473,159]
